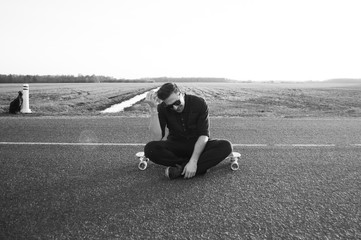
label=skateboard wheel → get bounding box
[231,161,239,171]
[229,152,240,171]
[138,161,148,170]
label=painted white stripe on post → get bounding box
[21,84,32,113]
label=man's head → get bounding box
[157,83,185,113]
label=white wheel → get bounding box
[138,161,148,170]
[229,152,240,171]
[231,161,239,171]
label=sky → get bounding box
[1,0,360,81]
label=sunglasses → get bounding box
[166,99,181,109]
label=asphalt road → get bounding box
[1,116,361,146]
[1,116,361,239]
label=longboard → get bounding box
[135,151,241,171]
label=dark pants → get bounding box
[144,139,233,175]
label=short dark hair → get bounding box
[157,83,180,100]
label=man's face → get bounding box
[163,92,185,113]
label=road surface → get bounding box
[1,116,361,239]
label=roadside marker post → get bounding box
[21,84,32,114]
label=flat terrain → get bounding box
[0,83,157,116]
[1,82,361,117]
[1,82,361,238]
[1,117,361,239]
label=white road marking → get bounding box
[0,142,360,147]
[0,142,267,147]
[233,144,268,147]
[0,142,146,146]
[274,144,337,147]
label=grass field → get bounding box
[0,83,157,116]
[1,82,361,118]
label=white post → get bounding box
[21,84,32,113]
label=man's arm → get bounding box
[182,135,209,178]
[183,97,210,178]
[148,108,163,141]
[145,91,168,141]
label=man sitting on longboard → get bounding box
[144,83,233,179]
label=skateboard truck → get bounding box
[135,152,149,170]
[226,152,241,171]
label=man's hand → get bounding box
[182,160,197,179]
[144,90,160,109]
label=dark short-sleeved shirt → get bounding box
[157,94,210,141]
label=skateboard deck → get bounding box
[135,151,241,171]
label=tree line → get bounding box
[0,74,154,83]
[140,77,236,83]
[0,74,237,83]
